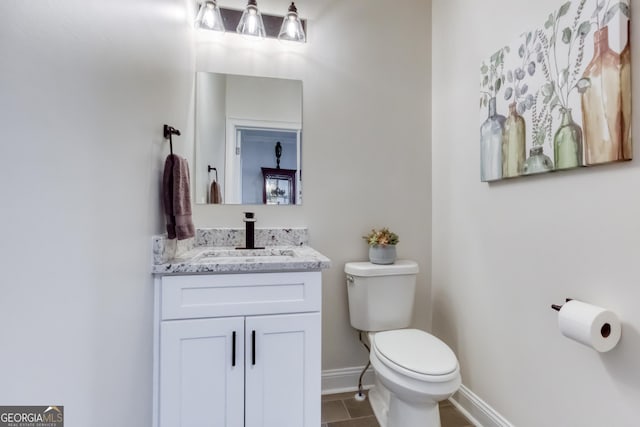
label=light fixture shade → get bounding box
[195,0,225,32]
[236,0,266,38]
[278,2,306,42]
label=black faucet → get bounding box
[238,212,264,250]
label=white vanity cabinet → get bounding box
[153,271,322,427]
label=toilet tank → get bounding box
[345,260,419,332]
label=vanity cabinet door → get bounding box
[159,317,245,427]
[244,312,321,427]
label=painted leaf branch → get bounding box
[537,0,591,112]
[480,45,509,108]
[593,0,630,29]
[504,30,538,115]
[531,91,553,147]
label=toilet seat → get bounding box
[372,329,459,382]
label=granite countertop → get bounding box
[152,245,331,275]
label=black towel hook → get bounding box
[208,165,218,182]
[163,124,181,155]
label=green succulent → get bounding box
[363,228,399,247]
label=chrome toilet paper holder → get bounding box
[551,298,573,312]
[551,298,614,340]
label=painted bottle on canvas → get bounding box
[580,26,623,164]
[554,108,583,169]
[502,103,526,177]
[620,20,632,160]
[523,146,554,175]
[480,97,505,181]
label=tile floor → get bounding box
[321,391,474,427]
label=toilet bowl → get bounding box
[368,329,461,427]
[345,261,461,427]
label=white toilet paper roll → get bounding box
[558,300,621,352]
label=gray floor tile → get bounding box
[327,416,380,427]
[440,404,473,427]
[321,399,350,423]
[439,398,454,407]
[322,392,470,427]
[322,391,359,402]
[343,396,374,419]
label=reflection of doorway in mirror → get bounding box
[239,128,297,204]
[225,118,301,204]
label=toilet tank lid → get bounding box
[344,260,419,277]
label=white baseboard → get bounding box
[449,384,513,427]
[321,366,375,395]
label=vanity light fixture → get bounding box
[195,0,226,32]
[236,0,266,39]
[194,1,307,42]
[278,2,306,43]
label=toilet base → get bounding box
[368,378,443,427]
[368,377,389,427]
[388,390,441,427]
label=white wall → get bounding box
[194,0,432,371]
[432,1,640,425]
[0,0,194,425]
[226,74,302,122]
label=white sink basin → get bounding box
[199,255,296,263]
[195,248,296,264]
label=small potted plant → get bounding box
[363,227,399,265]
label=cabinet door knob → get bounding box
[252,330,256,366]
[232,331,237,367]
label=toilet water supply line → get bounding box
[356,331,371,402]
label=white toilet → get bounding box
[345,260,461,427]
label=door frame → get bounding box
[225,117,302,204]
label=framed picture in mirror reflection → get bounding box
[262,167,296,205]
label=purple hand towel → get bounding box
[209,180,222,204]
[162,154,195,240]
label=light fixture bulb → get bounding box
[236,0,266,39]
[278,2,306,43]
[247,11,257,33]
[286,17,296,37]
[195,0,225,32]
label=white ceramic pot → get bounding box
[369,245,397,265]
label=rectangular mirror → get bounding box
[194,72,303,205]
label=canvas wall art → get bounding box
[480,0,631,182]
